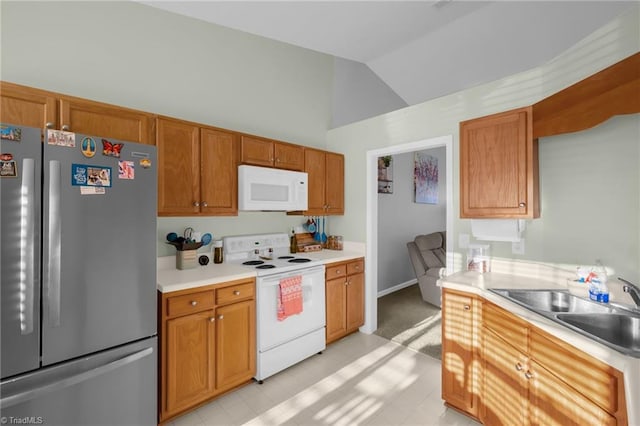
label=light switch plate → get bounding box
[512,239,525,255]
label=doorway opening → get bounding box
[361,135,454,334]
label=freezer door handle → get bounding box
[0,346,154,409]
[20,158,36,335]
[46,160,62,327]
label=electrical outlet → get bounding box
[512,239,525,255]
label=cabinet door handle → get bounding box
[233,290,240,296]
[463,305,470,310]
[45,122,54,129]
[519,202,526,207]
[202,201,208,207]
[218,315,224,320]
[190,301,197,306]
[524,371,533,380]
[61,124,70,131]
[209,317,216,322]
[515,362,523,371]
[193,201,200,207]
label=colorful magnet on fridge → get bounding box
[81,137,97,158]
[118,160,135,180]
[0,154,17,177]
[1,125,22,142]
[71,163,112,187]
[47,129,76,147]
[102,139,123,158]
[139,158,152,169]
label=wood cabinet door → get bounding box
[200,128,238,215]
[304,148,327,214]
[215,300,256,391]
[165,310,216,415]
[274,142,304,171]
[0,82,57,129]
[325,152,345,215]
[59,97,155,144]
[460,107,539,218]
[482,327,529,426]
[529,360,616,426]
[157,118,200,215]
[345,272,364,332]
[442,290,477,416]
[325,277,347,343]
[240,135,273,167]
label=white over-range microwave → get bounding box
[238,165,308,211]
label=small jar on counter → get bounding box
[213,240,224,264]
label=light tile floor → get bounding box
[167,333,480,426]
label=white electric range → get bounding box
[223,233,326,382]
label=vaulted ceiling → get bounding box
[140,1,635,107]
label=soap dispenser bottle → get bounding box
[290,229,297,254]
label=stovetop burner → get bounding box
[278,256,294,259]
[243,260,264,266]
[289,258,311,263]
[256,264,276,269]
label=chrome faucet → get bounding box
[618,277,640,308]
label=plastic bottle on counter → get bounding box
[589,261,609,303]
[213,240,224,264]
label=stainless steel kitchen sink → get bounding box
[556,313,640,354]
[490,289,615,313]
[489,288,640,357]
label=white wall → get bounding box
[377,148,446,292]
[0,1,334,256]
[327,6,640,282]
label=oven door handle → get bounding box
[258,266,325,284]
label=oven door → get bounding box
[257,265,325,352]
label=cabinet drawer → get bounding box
[167,291,215,318]
[326,264,347,280]
[347,260,364,275]
[483,302,528,353]
[216,282,254,305]
[530,329,619,414]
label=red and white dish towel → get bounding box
[277,275,303,321]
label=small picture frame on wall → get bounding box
[378,156,393,194]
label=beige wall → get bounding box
[327,6,640,282]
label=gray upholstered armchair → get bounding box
[407,231,446,307]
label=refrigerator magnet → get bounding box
[47,129,76,147]
[139,158,152,169]
[0,154,17,177]
[81,137,97,158]
[80,186,106,195]
[118,160,135,180]
[1,125,22,142]
[102,139,123,158]
[71,163,112,187]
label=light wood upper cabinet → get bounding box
[301,148,345,216]
[157,117,238,216]
[240,135,304,171]
[59,97,155,144]
[0,82,57,129]
[460,106,539,219]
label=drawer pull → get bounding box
[515,363,523,371]
[190,301,197,306]
[463,305,470,311]
[233,290,240,296]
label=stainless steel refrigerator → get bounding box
[1,124,157,425]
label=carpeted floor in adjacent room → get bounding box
[374,284,442,360]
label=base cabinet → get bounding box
[159,279,256,423]
[441,290,628,426]
[325,258,364,344]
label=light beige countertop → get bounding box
[439,258,640,426]
[157,243,365,294]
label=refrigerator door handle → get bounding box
[0,346,154,409]
[20,158,36,335]
[46,160,62,327]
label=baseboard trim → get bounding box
[377,279,418,298]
